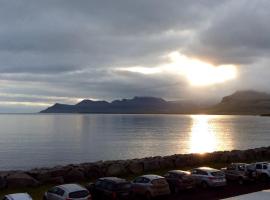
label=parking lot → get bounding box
[163,182,270,200]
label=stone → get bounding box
[45,176,64,184]
[143,159,160,171]
[128,161,144,174]
[0,175,7,189]
[106,163,126,176]
[64,169,85,183]
[6,173,39,188]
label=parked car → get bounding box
[86,177,131,200]
[190,167,226,188]
[131,174,170,199]
[2,193,32,200]
[164,170,195,193]
[222,163,256,184]
[43,183,91,200]
[248,162,270,181]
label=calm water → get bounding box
[0,114,270,170]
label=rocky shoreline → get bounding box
[1,146,270,189]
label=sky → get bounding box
[0,0,270,112]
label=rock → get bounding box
[64,169,85,183]
[143,159,160,171]
[0,175,7,189]
[7,173,39,188]
[50,167,69,177]
[159,158,174,169]
[106,163,126,176]
[45,176,64,184]
[128,161,144,174]
[85,165,104,179]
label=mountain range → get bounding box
[40,90,270,115]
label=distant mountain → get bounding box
[40,91,270,115]
[40,96,202,114]
[208,90,270,115]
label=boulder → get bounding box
[128,161,144,174]
[159,158,174,169]
[106,163,126,176]
[6,173,39,188]
[143,159,160,171]
[0,175,7,189]
[64,169,85,183]
[45,176,64,184]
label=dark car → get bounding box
[164,170,196,193]
[222,163,257,184]
[87,177,131,200]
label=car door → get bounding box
[226,165,237,180]
[132,177,147,195]
[191,169,201,184]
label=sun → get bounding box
[168,52,237,86]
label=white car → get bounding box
[190,167,226,188]
[2,193,32,200]
[131,174,171,199]
[249,162,270,180]
[43,184,91,200]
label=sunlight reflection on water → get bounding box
[188,115,234,154]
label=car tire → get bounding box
[238,177,244,185]
[201,181,209,189]
[261,173,269,182]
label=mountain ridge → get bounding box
[40,90,270,115]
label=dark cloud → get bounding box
[0,0,269,112]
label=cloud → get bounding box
[0,0,269,112]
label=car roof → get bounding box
[5,193,32,200]
[140,174,164,180]
[194,167,220,172]
[99,177,129,183]
[57,184,87,193]
[168,170,190,175]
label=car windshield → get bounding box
[69,190,89,198]
[211,171,224,177]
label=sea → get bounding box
[0,114,270,170]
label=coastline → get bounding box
[1,146,270,189]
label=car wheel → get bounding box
[145,191,152,200]
[261,173,269,182]
[201,181,209,189]
[238,177,244,185]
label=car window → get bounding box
[95,180,103,187]
[263,165,268,170]
[197,170,208,175]
[142,178,150,183]
[191,169,197,174]
[227,165,236,170]
[134,177,144,183]
[238,165,245,171]
[211,171,224,177]
[69,190,89,198]
[256,164,262,169]
[56,188,65,196]
[48,187,58,194]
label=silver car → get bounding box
[190,167,226,188]
[2,193,32,200]
[43,184,91,200]
[131,174,171,199]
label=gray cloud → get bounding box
[0,0,269,112]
